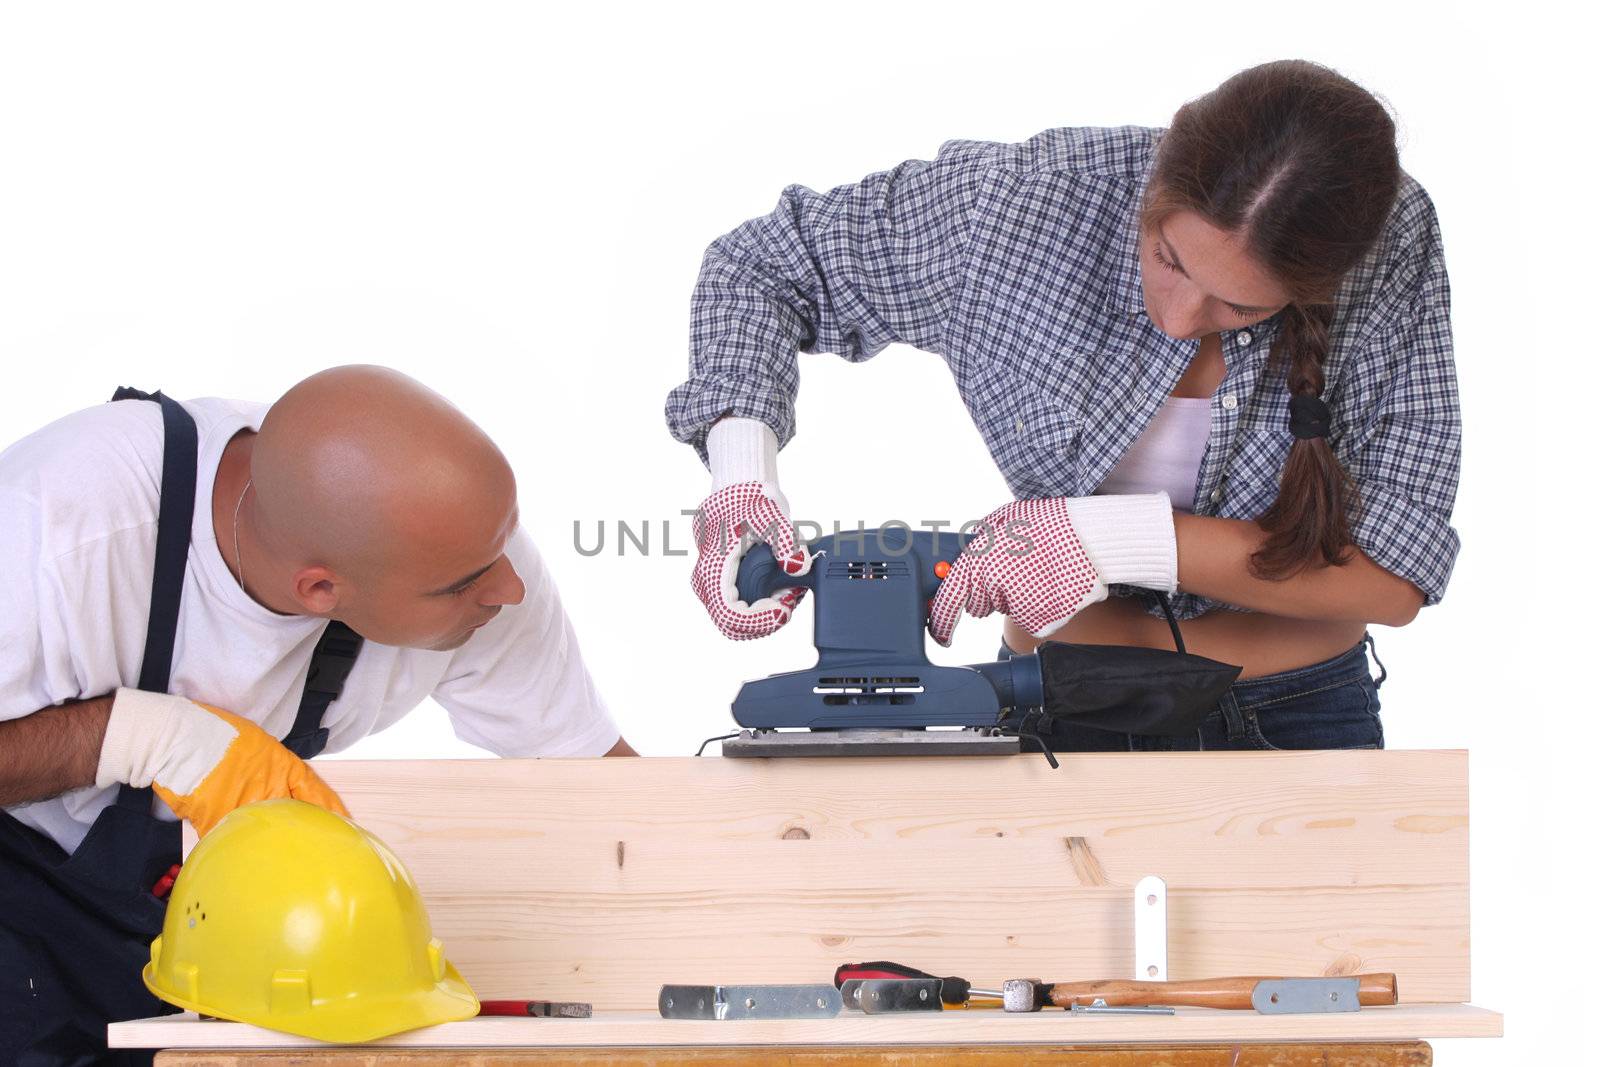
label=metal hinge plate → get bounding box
[658,983,842,1020]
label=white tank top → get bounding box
[1095,396,1212,512]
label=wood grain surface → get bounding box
[268,752,1470,1007]
[117,1004,1499,1050]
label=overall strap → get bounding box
[281,620,364,759]
[108,387,362,768]
[109,387,199,812]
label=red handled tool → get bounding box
[151,863,182,899]
[478,1000,592,1018]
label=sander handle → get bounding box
[734,543,819,604]
[736,530,976,607]
[1045,973,1398,1010]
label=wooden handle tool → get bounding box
[1006,973,1398,1012]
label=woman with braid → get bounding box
[666,60,1458,751]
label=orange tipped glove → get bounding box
[95,688,348,837]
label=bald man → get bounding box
[0,368,632,1065]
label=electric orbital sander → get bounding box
[721,526,1242,761]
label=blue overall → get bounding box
[0,389,363,1066]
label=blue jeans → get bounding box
[997,633,1387,752]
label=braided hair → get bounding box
[1141,60,1401,578]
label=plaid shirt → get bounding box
[666,126,1461,619]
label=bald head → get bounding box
[251,366,515,579]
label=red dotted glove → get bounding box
[927,498,1109,647]
[691,482,814,640]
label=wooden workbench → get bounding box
[111,751,1500,1062]
[152,1039,1440,1064]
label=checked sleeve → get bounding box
[665,138,999,464]
[1336,190,1462,606]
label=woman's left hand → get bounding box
[927,493,1179,646]
[927,499,1107,646]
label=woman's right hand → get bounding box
[690,481,813,640]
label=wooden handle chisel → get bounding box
[1013,973,1397,1012]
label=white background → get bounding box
[0,2,1585,1061]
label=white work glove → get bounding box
[96,688,348,837]
[690,417,814,641]
[928,493,1177,646]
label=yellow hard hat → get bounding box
[143,798,479,1042]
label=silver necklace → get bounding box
[232,478,252,591]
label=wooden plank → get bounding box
[154,1040,1436,1065]
[113,1005,1500,1050]
[219,752,1468,1007]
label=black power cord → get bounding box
[695,732,740,757]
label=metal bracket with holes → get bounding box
[849,978,945,1014]
[1070,998,1177,1016]
[658,984,842,1020]
[1134,874,1168,981]
[1252,977,1363,1014]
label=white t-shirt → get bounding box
[0,396,621,853]
[1094,396,1212,512]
